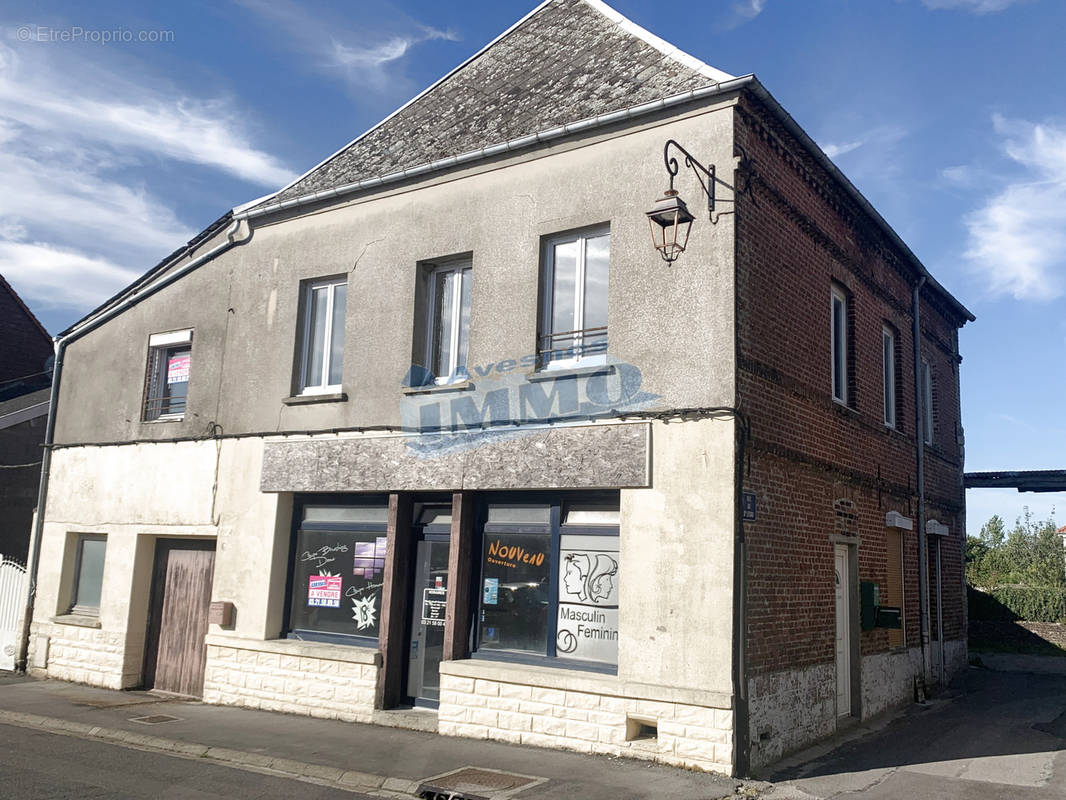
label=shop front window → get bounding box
[477,495,619,668]
[286,500,388,644]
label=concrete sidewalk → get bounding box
[0,676,743,799]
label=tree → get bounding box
[966,508,1062,589]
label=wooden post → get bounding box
[443,490,474,661]
[377,492,412,709]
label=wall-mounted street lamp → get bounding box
[646,139,754,264]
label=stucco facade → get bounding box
[25,0,972,778]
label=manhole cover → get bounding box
[418,767,544,800]
[129,714,183,725]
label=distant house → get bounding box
[0,274,53,562]
[25,0,972,776]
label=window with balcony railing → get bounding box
[538,226,610,370]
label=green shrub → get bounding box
[969,585,1066,623]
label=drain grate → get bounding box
[418,767,543,800]
[128,714,183,725]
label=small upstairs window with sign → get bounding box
[143,329,192,421]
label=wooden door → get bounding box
[143,539,216,697]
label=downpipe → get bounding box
[15,219,251,672]
[912,276,932,694]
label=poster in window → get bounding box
[167,353,190,384]
[289,529,386,639]
[556,537,619,664]
[307,575,342,608]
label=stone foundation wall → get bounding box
[944,638,967,680]
[201,636,379,722]
[438,662,734,775]
[748,662,836,770]
[28,620,137,689]
[861,647,922,719]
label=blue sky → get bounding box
[0,0,1062,534]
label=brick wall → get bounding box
[733,93,967,687]
[0,276,52,385]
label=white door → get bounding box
[834,545,851,717]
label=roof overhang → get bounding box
[965,470,1066,493]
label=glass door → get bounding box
[407,537,450,705]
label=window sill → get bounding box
[282,392,348,406]
[204,633,381,666]
[142,416,184,424]
[52,613,101,629]
[402,381,474,396]
[527,363,615,382]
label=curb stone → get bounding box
[0,708,396,796]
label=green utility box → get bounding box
[860,580,902,630]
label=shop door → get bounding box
[407,537,450,705]
[143,539,216,698]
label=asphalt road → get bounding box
[764,666,1066,799]
[0,722,375,800]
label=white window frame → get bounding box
[69,534,106,617]
[921,358,934,445]
[883,326,896,429]
[298,277,347,395]
[540,226,610,371]
[144,328,193,421]
[830,286,848,405]
[425,261,472,384]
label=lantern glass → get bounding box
[646,191,694,263]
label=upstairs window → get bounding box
[425,259,472,384]
[830,285,851,406]
[539,226,610,369]
[144,329,192,421]
[297,277,347,395]
[883,326,897,429]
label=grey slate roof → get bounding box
[262,0,731,208]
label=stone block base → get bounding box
[201,635,380,722]
[438,661,734,775]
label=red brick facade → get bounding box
[733,94,968,684]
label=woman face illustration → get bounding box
[562,555,588,597]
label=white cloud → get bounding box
[236,0,459,92]
[921,0,1028,12]
[940,164,977,186]
[722,0,767,28]
[0,35,294,316]
[734,0,768,20]
[823,140,864,159]
[963,115,1066,301]
[0,241,141,311]
[0,42,295,187]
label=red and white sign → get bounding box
[307,575,342,608]
[167,353,190,384]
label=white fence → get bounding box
[0,555,27,671]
